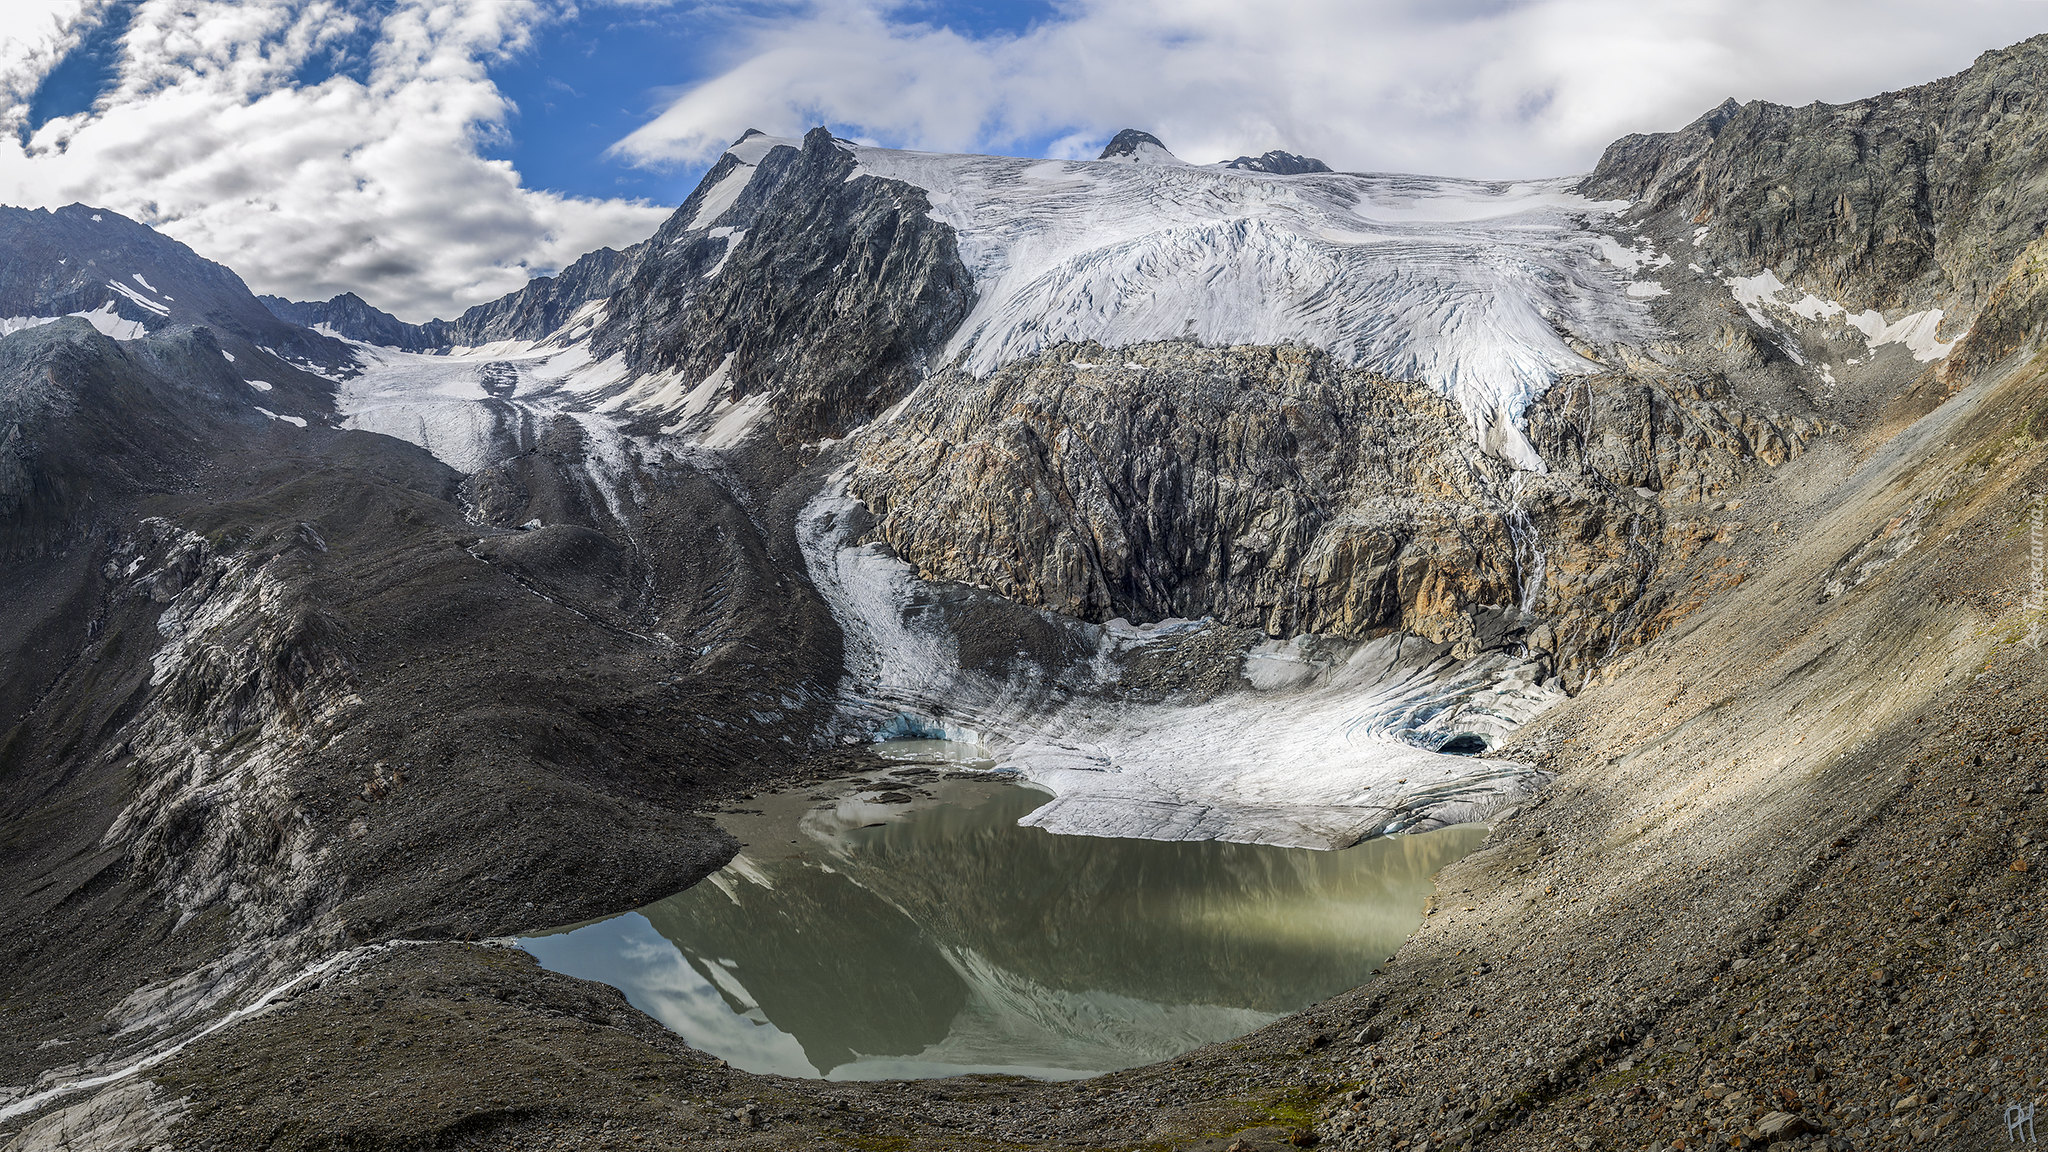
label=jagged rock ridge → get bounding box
[1585,35,2048,330]
[1223,149,1332,174]
[260,244,639,351]
[0,204,342,364]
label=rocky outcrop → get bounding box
[848,341,1824,681]
[1943,232,2048,383]
[851,343,1503,636]
[103,518,357,948]
[1097,129,1177,162]
[589,127,975,444]
[1520,369,1827,493]
[1584,34,2048,327]
[261,245,639,351]
[1223,150,1332,174]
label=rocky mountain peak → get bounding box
[0,201,343,364]
[1097,129,1183,165]
[1222,149,1333,174]
[1691,96,1744,134]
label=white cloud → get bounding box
[0,0,671,322]
[0,1,112,122]
[612,0,2048,179]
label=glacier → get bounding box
[796,472,1556,850]
[834,137,1654,471]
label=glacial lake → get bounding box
[518,744,1485,1081]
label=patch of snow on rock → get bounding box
[74,302,148,340]
[682,134,800,233]
[107,279,170,317]
[1726,269,1961,361]
[0,315,61,337]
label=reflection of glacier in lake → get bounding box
[519,775,1484,1080]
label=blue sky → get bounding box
[2,1,2042,320]
[481,6,728,203]
[483,0,1065,203]
[20,0,1077,209]
[20,0,132,134]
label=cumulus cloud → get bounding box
[0,0,671,322]
[0,2,107,115]
[612,0,2048,178]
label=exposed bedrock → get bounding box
[1584,33,2048,327]
[848,340,1823,685]
[1945,231,2048,384]
[590,127,976,445]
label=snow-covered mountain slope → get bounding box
[335,334,625,477]
[820,138,1655,470]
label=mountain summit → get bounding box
[1095,128,1184,164]
[1222,148,1332,174]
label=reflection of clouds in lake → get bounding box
[896,945,1279,1073]
[522,913,816,1078]
[519,783,1484,1080]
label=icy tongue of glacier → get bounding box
[842,138,1647,471]
[335,333,629,475]
[799,473,1557,850]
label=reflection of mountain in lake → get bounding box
[650,854,970,1074]
[527,781,1482,1078]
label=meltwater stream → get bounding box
[519,745,1484,1081]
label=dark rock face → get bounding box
[589,127,976,444]
[437,245,636,346]
[847,341,1823,680]
[260,290,427,349]
[1944,232,2048,381]
[1097,129,1173,160]
[1583,34,2048,326]
[261,245,639,350]
[1223,150,1333,174]
[0,204,344,364]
